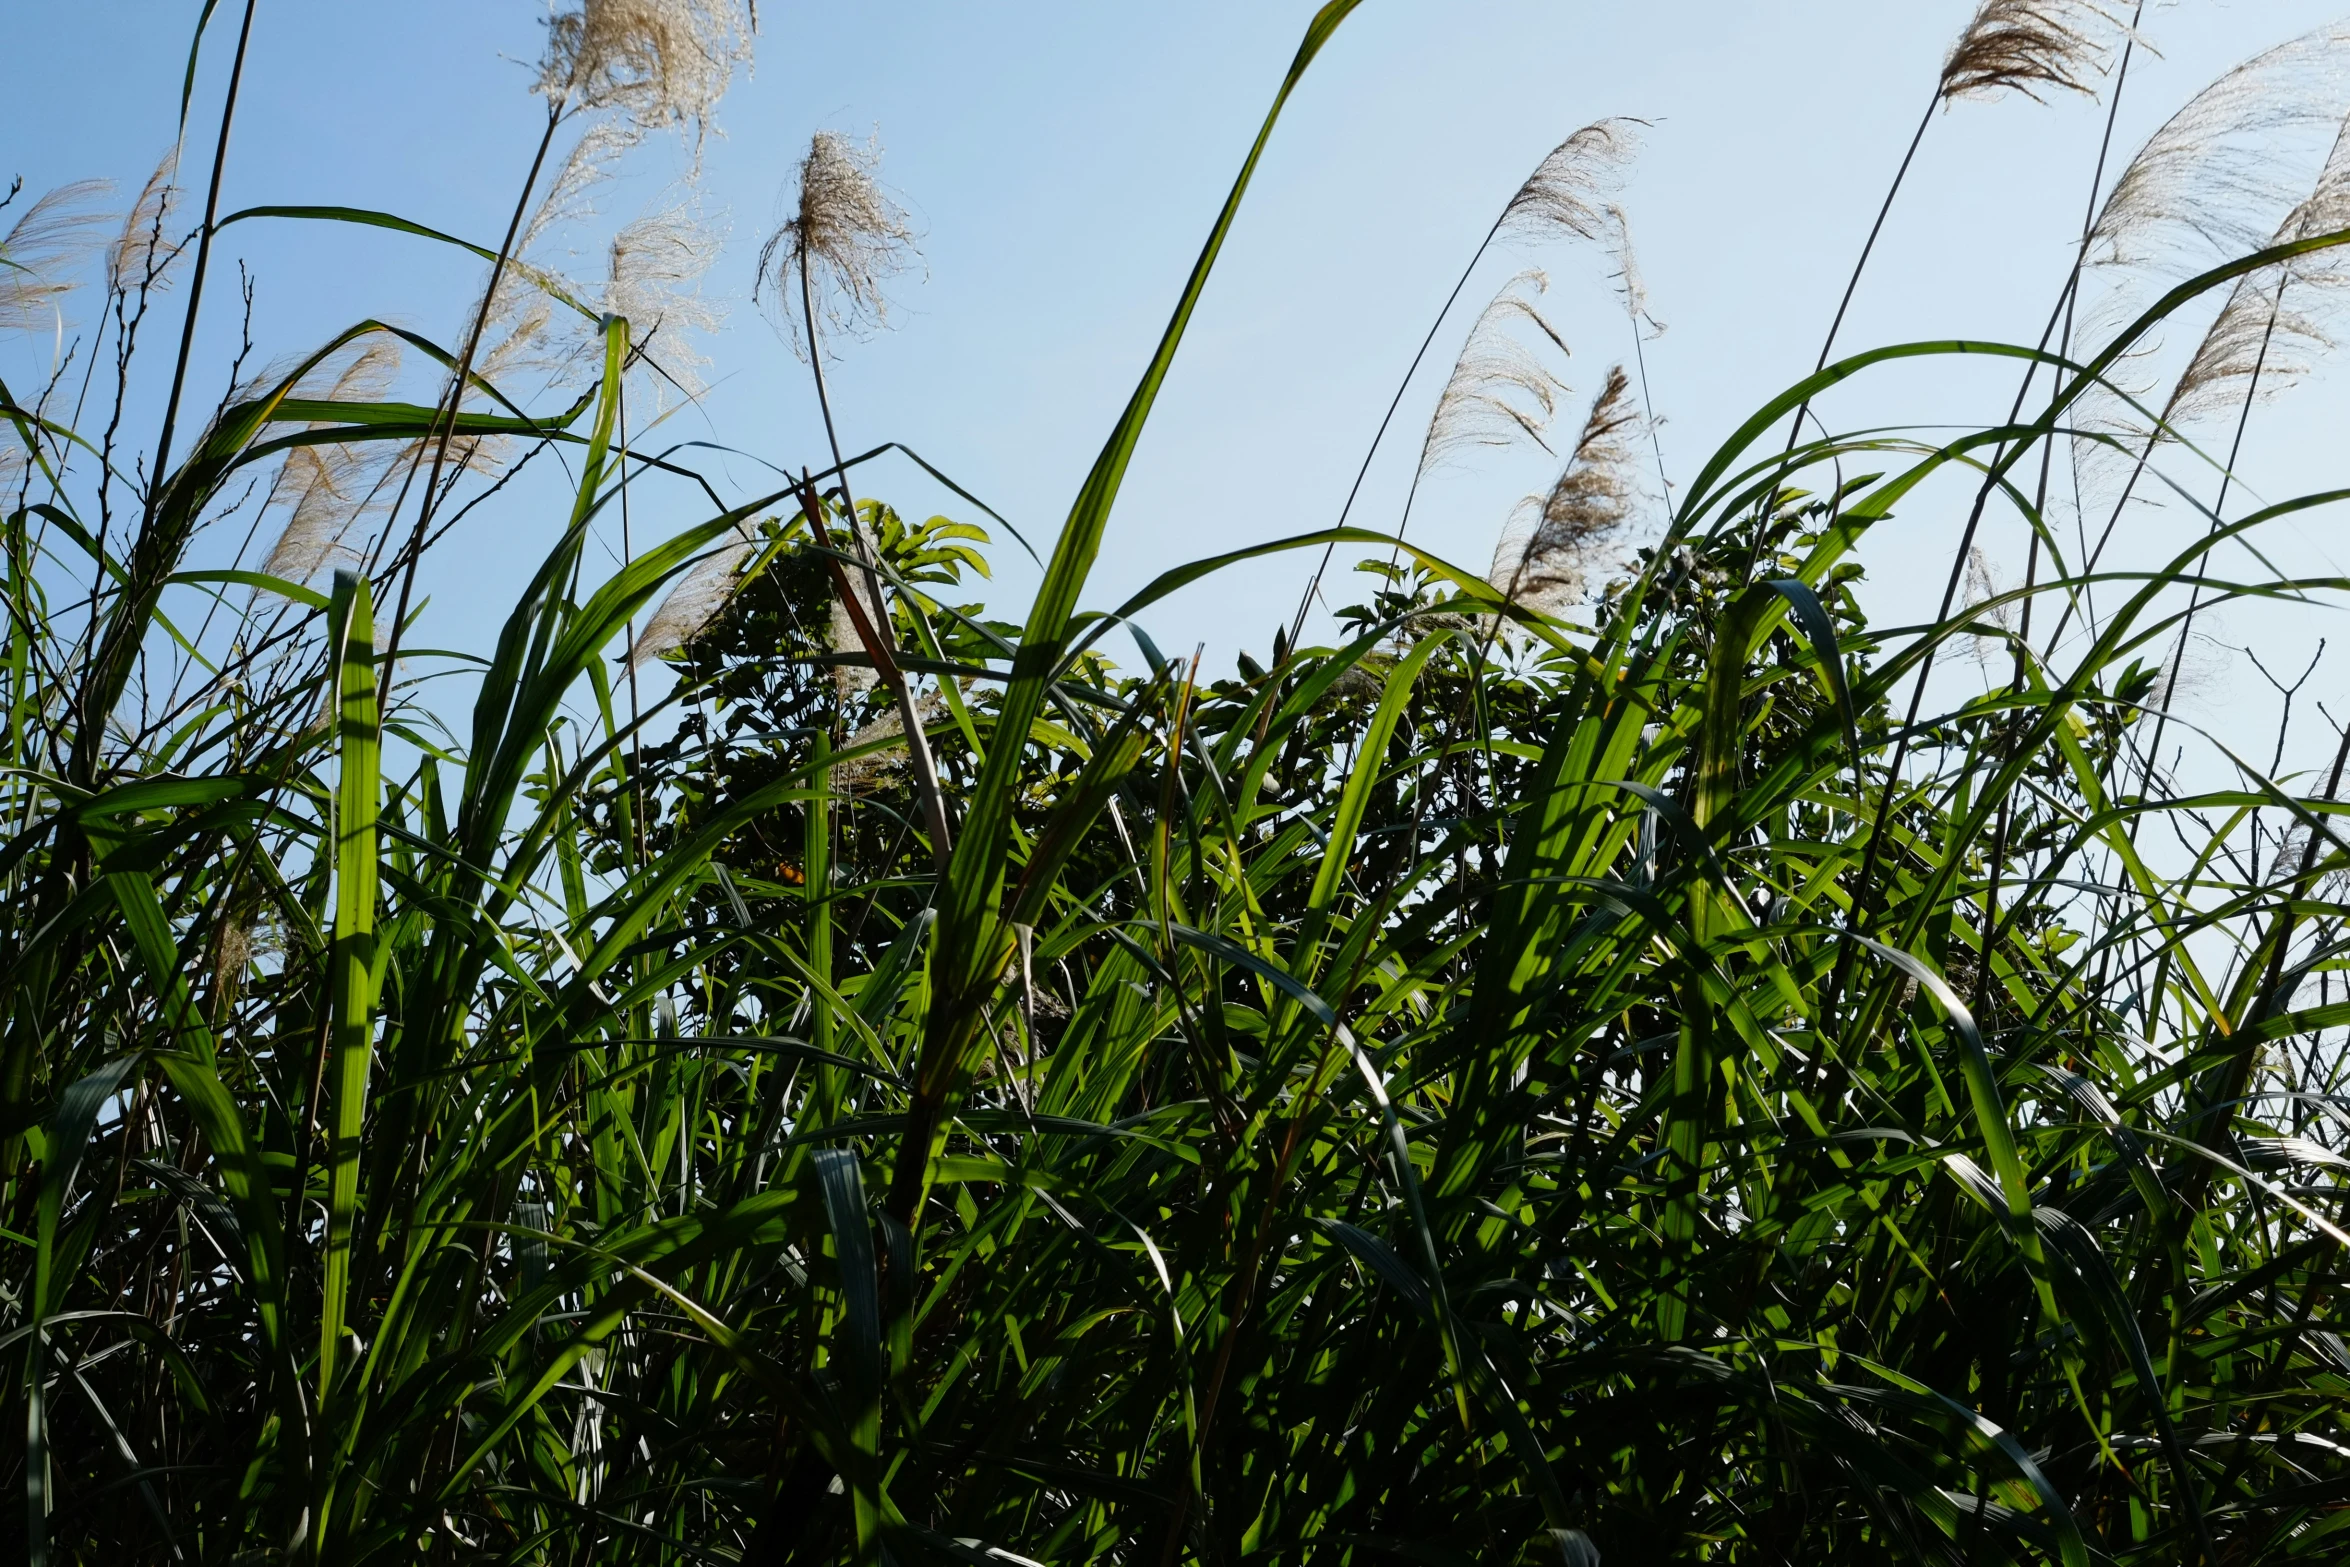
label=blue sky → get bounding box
[10,2,2350,767]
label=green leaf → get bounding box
[317,570,381,1408]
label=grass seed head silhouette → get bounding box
[536,0,753,144]
[261,340,405,586]
[629,520,759,668]
[1421,269,1570,474]
[1940,0,2128,105]
[1499,117,1642,247]
[0,180,112,335]
[1490,363,1639,618]
[757,129,919,363]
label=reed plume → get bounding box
[536,0,753,145]
[1488,364,1638,619]
[470,121,635,388]
[106,156,184,298]
[1419,270,1569,473]
[756,127,954,863]
[0,180,112,335]
[2063,23,2350,507]
[2168,113,2350,428]
[1291,118,1643,632]
[1603,201,1663,339]
[2089,23,2350,276]
[1940,0,2127,104]
[755,130,919,361]
[603,196,724,400]
[259,341,405,586]
[1497,118,1642,248]
[1962,547,2019,671]
[1797,1,2126,438]
[627,520,758,667]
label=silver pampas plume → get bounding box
[0,179,111,335]
[1602,202,1664,339]
[1962,548,2020,671]
[536,0,753,145]
[1418,270,1570,473]
[108,156,184,297]
[1292,117,1646,630]
[1940,1,2128,105]
[2069,23,2350,493]
[603,196,724,400]
[2089,23,2350,276]
[2167,113,2350,428]
[471,121,635,389]
[1489,365,1640,619]
[755,130,920,361]
[627,520,759,668]
[1498,119,1643,248]
[259,341,406,587]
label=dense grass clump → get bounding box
[8,2,2350,1561]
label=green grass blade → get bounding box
[317,570,381,1408]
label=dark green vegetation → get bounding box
[9,1,2350,1561]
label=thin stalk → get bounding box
[1629,310,1671,505]
[798,253,954,869]
[1783,95,1939,450]
[148,0,259,510]
[1975,14,2141,1011]
[372,103,565,706]
[1288,211,1509,653]
[1825,20,2144,1032]
[68,0,259,793]
[2134,288,2283,806]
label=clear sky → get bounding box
[9,2,2350,772]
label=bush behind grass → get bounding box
[8,2,2350,1561]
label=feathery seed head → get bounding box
[1962,549,2020,671]
[1500,119,1642,249]
[469,122,637,389]
[260,341,407,587]
[1941,1,2128,105]
[2154,622,2231,711]
[1489,365,1640,620]
[2090,24,2350,273]
[2068,23,2350,503]
[2167,114,2350,427]
[604,197,724,401]
[1603,202,1664,338]
[1420,271,1571,474]
[756,130,920,361]
[537,0,752,143]
[628,520,759,667]
[108,155,185,298]
[0,180,112,336]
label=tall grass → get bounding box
[8,2,2350,1562]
